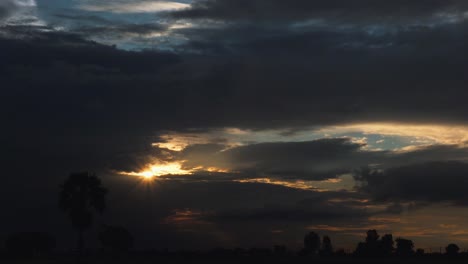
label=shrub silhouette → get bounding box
[99,225,134,253]
[5,232,56,258]
[445,243,460,256]
[59,172,107,258]
[304,231,320,255]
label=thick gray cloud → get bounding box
[355,161,468,205]
[173,0,468,24]
[178,138,369,180]
[51,13,169,41]
[0,0,18,20]
[5,23,468,131]
[79,23,167,35]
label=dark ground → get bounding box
[2,255,468,264]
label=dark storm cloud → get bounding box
[0,30,180,185]
[180,138,368,180]
[173,0,468,23]
[2,27,468,183]
[205,195,368,223]
[164,21,468,127]
[0,0,17,20]
[53,13,115,24]
[355,161,468,205]
[5,22,468,133]
[74,23,168,37]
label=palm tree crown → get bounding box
[59,172,107,229]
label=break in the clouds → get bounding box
[78,0,190,13]
[0,0,40,26]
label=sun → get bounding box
[118,161,193,180]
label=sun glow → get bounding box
[119,161,193,179]
[118,161,230,180]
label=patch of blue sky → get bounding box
[218,128,434,152]
[34,0,191,50]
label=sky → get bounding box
[2,0,468,251]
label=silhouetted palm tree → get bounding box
[59,172,107,258]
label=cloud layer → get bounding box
[3,0,468,249]
[174,0,468,24]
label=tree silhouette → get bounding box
[59,172,107,258]
[354,230,394,257]
[320,235,333,256]
[366,229,379,244]
[445,243,460,256]
[304,231,321,255]
[380,234,394,256]
[395,238,414,257]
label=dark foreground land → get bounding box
[2,254,468,264]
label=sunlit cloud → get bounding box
[307,224,391,233]
[14,0,36,7]
[234,175,354,192]
[79,1,190,13]
[118,160,194,179]
[152,134,209,151]
[117,160,231,180]
[163,209,208,225]
[235,178,317,191]
[320,123,468,147]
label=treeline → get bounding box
[301,230,462,258]
[1,229,466,259]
